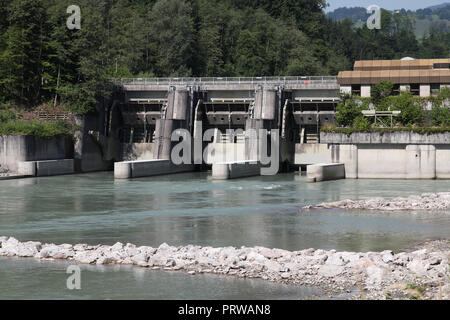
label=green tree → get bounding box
[371,81,394,109]
[149,0,194,76]
[0,0,49,105]
[389,92,423,126]
[335,99,363,127]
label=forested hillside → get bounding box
[327,4,450,37]
[0,0,449,114]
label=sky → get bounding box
[325,0,448,12]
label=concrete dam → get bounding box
[109,76,340,179]
[4,76,448,180]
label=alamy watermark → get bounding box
[170,126,280,176]
[367,5,381,30]
[66,5,81,30]
[66,265,81,290]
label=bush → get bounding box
[335,99,363,127]
[0,109,16,122]
[58,83,98,115]
[389,92,423,125]
[353,115,372,131]
[431,105,450,127]
[371,80,394,108]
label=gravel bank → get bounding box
[0,236,448,300]
[301,193,450,211]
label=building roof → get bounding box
[338,59,450,85]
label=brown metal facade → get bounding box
[338,59,450,85]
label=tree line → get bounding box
[0,0,448,114]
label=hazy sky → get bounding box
[325,0,448,12]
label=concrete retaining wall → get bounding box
[323,132,450,179]
[321,131,450,145]
[436,146,450,179]
[0,135,73,173]
[295,143,330,165]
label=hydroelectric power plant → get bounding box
[2,59,450,181]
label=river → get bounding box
[0,172,448,299]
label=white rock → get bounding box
[265,260,283,273]
[318,265,345,277]
[131,253,149,265]
[110,242,124,251]
[74,251,100,264]
[326,254,345,266]
[365,265,388,287]
[407,259,430,276]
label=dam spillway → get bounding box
[107,76,340,178]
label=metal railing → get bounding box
[111,76,338,86]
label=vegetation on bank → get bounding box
[0,105,74,137]
[323,83,450,135]
[321,125,450,136]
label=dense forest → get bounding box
[0,0,449,114]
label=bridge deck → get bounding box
[112,76,339,91]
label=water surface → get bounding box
[0,172,448,299]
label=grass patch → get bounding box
[321,125,450,136]
[0,119,74,137]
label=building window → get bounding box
[433,63,450,69]
[351,84,361,96]
[410,84,420,96]
[392,84,400,96]
[431,83,440,96]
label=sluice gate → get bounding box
[109,77,340,178]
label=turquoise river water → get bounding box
[0,172,448,299]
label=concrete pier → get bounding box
[114,159,193,179]
[306,163,345,182]
[212,160,261,180]
[17,159,74,177]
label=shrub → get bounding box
[0,109,16,122]
[431,105,450,127]
[335,99,363,127]
[389,92,423,125]
[353,115,372,131]
[0,120,72,137]
[371,80,394,108]
[58,83,98,115]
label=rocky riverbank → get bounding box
[0,236,448,300]
[301,192,450,211]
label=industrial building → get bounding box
[338,58,450,97]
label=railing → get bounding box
[35,111,72,121]
[111,76,338,86]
